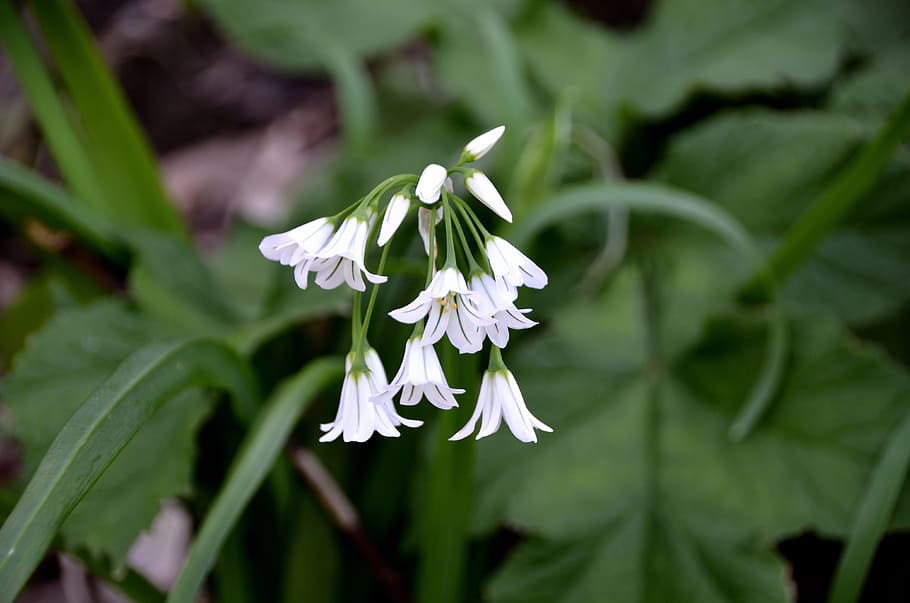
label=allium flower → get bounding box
[378,193,411,246]
[388,267,491,353]
[465,170,512,223]
[300,213,387,292]
[418,206,442,256]
[460,125,505,163]
[469,272,537,348]
[374,337,464,409]
[259,217,334,266]
[485,236,548,289]
[320,348,422,443]
[416,164,448,204]
[450,366,552,443]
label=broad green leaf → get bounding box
[516,0,841,136]
[654,107,910,323]
[0,321,257,601]
[474,284,910,602]
[168,358,342,603]
[29,0,185,235]
[1,302,247,566]
[198,0,433,70]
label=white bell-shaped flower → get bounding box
[259,217,334,266]
[450,367,552,443]
[299,212,388,292]
[375,337,464,410]
[415,163,448,204]
[461,125,505,163]
[469,272,537,348]
[377,193,411,247]
[485,236,548,289]
[388,267,492,353]
[465,170,512,223]
[320,348,422,443]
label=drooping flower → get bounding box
[418,206,442,256]
[320,348,422,443]
[259,217,335,266]
[388,267,491,353]
[468,272,537,348]
[374,337,464,410]
[415,163,448,204]
[465,170,512,223]
[485,236,548,289]
[378,193,411,247]
[298,212,387,292]
[450,362,552,443]
[460,125,505,163]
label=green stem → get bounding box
[357,244,391,349]
[441,192,458,267]
[742,88,910,299]
[426,207,437,285]
[451,196,488,251]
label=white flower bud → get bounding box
[461,125,505,163]
[465,170,513,223]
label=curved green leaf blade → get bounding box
[829,408,910,603]
[513,181,788,438]
[0,339,258,602]
[167,358,342,603]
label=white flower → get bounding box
[469,273,537,348]
[418,206,442,256]
[461,125,505,163]
[259,217,334,266]
[320,348,422,443]
[416,164,448,204]
[388,267,491,353]
[297,213,388,292]
[450,368,552,443]
[485,236,547,289]
[465,170,512,223]
[377,193,411,247]
[374,337,464,410]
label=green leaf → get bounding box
[198,0,434,70]
[0,158,123,262]
[516,0,842,136]
[28,0,184,234]
[474,286,910,602]
[0,0,106,210]
[167,358,342,603]
[1,302,256,572]
[829,409,910,603]
[654,106,910,323]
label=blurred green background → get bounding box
[1,0,909,602]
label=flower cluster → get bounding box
[260,126,552,443]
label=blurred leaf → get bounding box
[655,107,910,323]
[2,302,234,565]
[517,0,841,136]
[168,358,341,603]
[198,0,434,70]
[475,281,910,601]
[29,0,185,235]
[830,41,910,126]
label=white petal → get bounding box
[421,300,449,345]
[389,296,432,324]
[463,125,505,162]
[313,257,348,290]
[416,164,447,204]
[378,194,410,246]
[418,207,442,256]
[466,171,512,223]
[449,373,492,440]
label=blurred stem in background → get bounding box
[416,345,476,603]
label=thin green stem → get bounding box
[351,291,363,344]
[426,207,437,286]
[357,244,391,349]
[451,195,488,251]
[488,346,506,371]
[451,211,482,272]
[441,192,458,267]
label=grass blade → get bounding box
[829,408,910,603]
[513,181,789,439]
[27,0,185,235]
[0,0,106,210]
[0,157,123,262]
[0,340,258,602]
[166,358,341,603]
[743,88,910,298]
